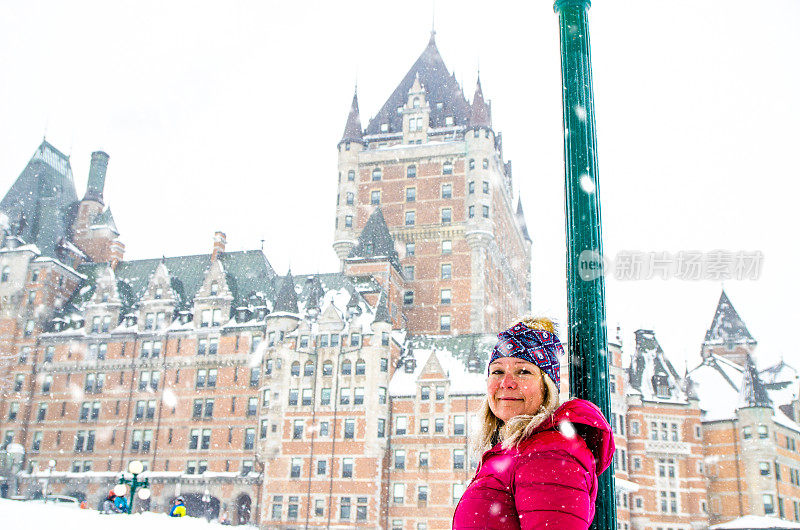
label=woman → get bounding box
[452,317,614,530]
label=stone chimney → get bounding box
[212,231,226,261]
[84,151,110,204]
[109,241,125,270]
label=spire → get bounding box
[373,290,392,324]
[340,89,364,146]
[515,198,531,242]
[738,354,772,409]
[365,34,470,135]
[274,270,299,314]
[704,290,756,346]
[469,74,491,129]
[347,207,401,271]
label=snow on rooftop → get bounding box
[690,354,800,424]
[389,346,485,398]
[710,515,800,529]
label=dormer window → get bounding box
[365,243,373,254]
[380,123,389,132]
[445,116,454,126]
[652,374,670,398]
[413,97,420,108]
[210,282,219,296]
[436,102,443,110]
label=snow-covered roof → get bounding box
[710,515,800,529]
[389,335,496,397]
[689,353,800,426]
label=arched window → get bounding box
[1,266,10,283]
[355,359,366,376]
[304,361,315,377]
[322,361,333,376]
[372,168,382,181]
[341,360,352,376]
[291,361,301,377]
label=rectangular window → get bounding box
[405,242,415,256]
[420,418,429,433]
[395,416,407,435]
[442,183,452,198]
[453,449,465,469]
[440,315,451,332]
[405,211,415,226]
[435,418,445,433]
[441,264,452,279]
[468,205,475,218]
[393,483,405,504]
[293,419,304,439]
[394,450,406,470]
[441,208,452,224]
[419,451,429,468]
[403,291,414,305]
[407,165,416,178]
[340,497,352,520]
[317,459,327,475]
[340,388,351,405]
[441,289,451,304]
[342,457,354,478]
[454,415,465,435]
[377,419,386,438]
[290,457,302,478]
[371,190,380,205]
[244,428,255,449]
[302,388,313,406]
[354,387,364,405]
[406,188,416,202]
[344,419,355,439]
[482,205,490,218]
[482,180,490,193]
[442,240,452,254]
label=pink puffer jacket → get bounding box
[452,399,614,530]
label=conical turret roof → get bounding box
[274,270,299,314]
[373,290,392,324]
[516,198,531,242]
[469,75,491,129]
[340,89,364,146]
[738,354,772,409]
[347,207,401,271]
[704,290,756,346]
[365,33,470,135]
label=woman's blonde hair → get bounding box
[473,316,562,453]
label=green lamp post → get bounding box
[115,460,151,514]
[553,1,617,529]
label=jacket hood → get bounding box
[534,398,615,475]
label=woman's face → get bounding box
[487,357,545,422]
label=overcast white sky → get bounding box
[1,0,798,371]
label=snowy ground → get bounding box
[0,498,233,530]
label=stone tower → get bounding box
[332,33,532,334]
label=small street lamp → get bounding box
[115,460,151,514]
[42,459,56,503]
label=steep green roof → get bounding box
[71,250,276,312]
[0,140,79,258]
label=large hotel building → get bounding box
[1,34,799,530]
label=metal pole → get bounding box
[128,473,138,514]
[553,1,616,529]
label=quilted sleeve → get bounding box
[513,450,594,530]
